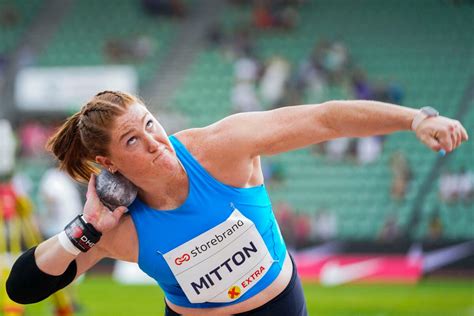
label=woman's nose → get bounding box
[146,134,159,152]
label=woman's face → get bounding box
[97,103,179,184]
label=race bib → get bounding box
[162,209,275,303]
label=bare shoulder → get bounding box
[173,128,208,152]
[173,127,230,163]
[98,214,138,263]
[173,127,263,188]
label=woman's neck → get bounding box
[138,163,189,210]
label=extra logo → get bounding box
[227,285,241,299]
[175,253,191,266]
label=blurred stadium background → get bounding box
[0,0,473,315]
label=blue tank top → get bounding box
[129,135,287,308]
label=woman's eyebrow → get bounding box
[119,113,148,141]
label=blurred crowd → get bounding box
[0,118,84,239]
[274,202,338,249]
[206,0,404,168]
[438,167,474,204]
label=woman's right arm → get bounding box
[36,232,106,279]
[6,174,128,304]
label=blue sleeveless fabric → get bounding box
[129,135,287,308]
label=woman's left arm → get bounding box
[208,100,468,157]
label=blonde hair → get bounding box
[47,91,143,182]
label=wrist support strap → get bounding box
[63,215,102,253]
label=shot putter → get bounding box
[95,169,138,211]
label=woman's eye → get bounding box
[127,136,137,146]
[146,120,154,128]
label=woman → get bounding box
[6,91,468,315]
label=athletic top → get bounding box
[129,135,287,308]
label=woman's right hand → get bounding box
[82,174,128,233]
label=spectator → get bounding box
[232,82,261,113]
[38,165,84,310]
[351,68,373,100]
[0,5,20,28]
[310,209,337,242]
[229,26,256,58]
[439,169,459,203]
[205,22,225,48]
[0,119,16,179]
[38,166,83,238]
[294,57,326,102]
[259,56,291,107]
[274,202,296,247]
[293,212,312,248]
[321,41,350,84]
[141,0,186,18]
[457,167,474,202]
[439,167,474,203]
[253,0,298,30]
[0,54,7,90]
[351,69,404,104]
[371,81,405,104]
[379,214,400,241]
[390,151,413,201]
[104,35,155,63]
[356,136,384,165]
[18,120,51,158]
[234,56,260,82]
[427,210,443,241]
[325,138,351,162]
[276,79,304,108]
[231,56,262,112]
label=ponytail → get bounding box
[46,112,98,183]
[46,90,139,182]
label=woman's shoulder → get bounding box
[172,126,263,188]
[172,127,216,160]
[173,127,208,148]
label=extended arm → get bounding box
[209,100,468,157]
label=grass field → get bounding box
[19,277,474,316]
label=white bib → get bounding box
[163,209,275,303]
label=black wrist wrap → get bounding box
[64,215,102,252]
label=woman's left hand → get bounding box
[415,116,468,153]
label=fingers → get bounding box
[450,120,468,151]
[432,120,468,153]
[437,129,453,152]
[421,133,441,152]
[460,123,469,141]
[86,174,97,200]
[450,125,458,149]
[455,125,463,147]
[112,206,128,221]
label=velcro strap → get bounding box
[64,215,102,252]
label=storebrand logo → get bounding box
[175,254,191,266]
[174,219,245,266]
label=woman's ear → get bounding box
[95,155,116,173]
